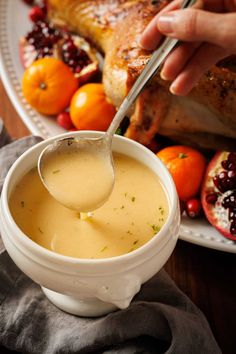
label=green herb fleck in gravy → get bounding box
[100,246,108,252]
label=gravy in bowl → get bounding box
[9,152,168,259]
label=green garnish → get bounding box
[151,224,160,233]
[115,128,123,135]
[100,246,108,252]
[158,206,165,215]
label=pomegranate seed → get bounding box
[228,170,236,177]
[25,21,62,59]
[29,6,46,22]
[186,198,202,219]
[229,209,236,222]
[229,162,236,171]
[67,43,77,54]
[22,0,34,5]
[228,152,236,163]
[213,175,220,189]
[221,160,229,170]
[39,2,47,15]
[230,221,236,235]
[57,112,74,130]
[222,192,236,209]
[75,66,82,73]
[219,171,227,180]
[205,192,218,205]
[68,59,76,67]
[213,170,235,193]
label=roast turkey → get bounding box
[48,0,236,150]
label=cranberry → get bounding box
[57,112,74,130]
[186,198,202,219]
[29,6,46,22]
[205,192,218,205]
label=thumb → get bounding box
[157,9,236,51]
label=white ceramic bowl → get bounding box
[0,131,180,317]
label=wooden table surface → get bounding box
[1,79,236,354]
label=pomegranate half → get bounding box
[19,21,99,85]
[201,151,236,241]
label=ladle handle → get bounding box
[106,0,196,140]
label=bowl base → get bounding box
[42,287,118,317]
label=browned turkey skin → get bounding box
[48,0,236,151]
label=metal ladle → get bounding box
[38,0,195,212]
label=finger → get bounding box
[169,43,230,96]
[157,9,236,51]
[139,0,182,50]
[160,41,201,81]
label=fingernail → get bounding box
[170,82,177,95]
[157,15,174,33]
[160,70,168,81]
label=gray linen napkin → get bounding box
[0,121,221,354]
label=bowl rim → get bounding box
[1,131,179,265]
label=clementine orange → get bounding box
[22,57,78,115]
[157,145,206,201]
[70,83,116,131]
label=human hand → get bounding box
[140,0,236,95]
